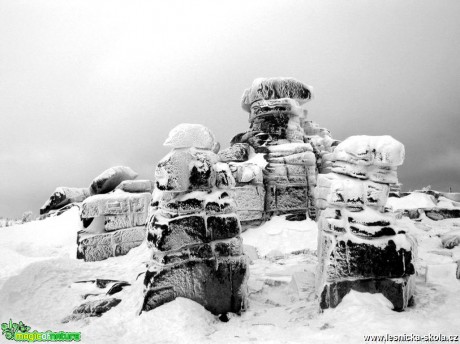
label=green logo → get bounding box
[1,319,81,342]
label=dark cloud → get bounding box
[1,0,460,217]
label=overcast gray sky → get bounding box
[1,0,460,218]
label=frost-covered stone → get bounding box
[230,185,265,222]
[241,77,313,112]
[218,143,250,162]
[142,256,249,315]
[316,134,415,311]
[144,124,249,315]
[332,161,399,184]
[40,187,90,215]
[62,298,122,323]
[156,190,235,218]
[214,162,236,189]
[104,212,148,231]
[155,148,218,192]
[317,230,415,280]
[249,98,304,122]
[163,123,216,150]
[90,166,138,195]
[229,162,263,185]
[80,191,151,218]
[266,142,313,156]
[316,174,389,210]
[267,150,316,166]
[441,229,460,249]
[147,213,240,251]
[319,276,414,311]
[115,179,154,193]
[425,209,460,222]
[266,184,308,213]
[76,226,146,262]
[333,135,405,167]
[152,237,243,265]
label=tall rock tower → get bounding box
[315,136,416,310]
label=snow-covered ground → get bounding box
[1,194,460,344]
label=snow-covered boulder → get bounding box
[90,166,138,195]
[218,143,250,162]
[333,135,405,167]
[115,179,155,193]
[163,123,216,150]
[40,187,90,215]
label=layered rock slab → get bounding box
[77,190,152,262]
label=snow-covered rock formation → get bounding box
[75,166,153,262]
[315,135,416,311]
[40,187,91,216]
[227,77,338,222]
[142,124,249,315]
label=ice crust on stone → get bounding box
[155,148,219,192]
[115,180,154,193]
[40,187,91,215]
[80,190,151,218]
[241,77,314,112]
[163,123,216,149]
[332,161,399,184]
[316,173,389,210]
[90,166,138,195]
[248,98,304,122]
[333,135,405,167]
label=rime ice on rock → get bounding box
[241,77,313,112]
[163,123,217,150]
[315,136,416,311]
[222,77,338,223]
[40,187,91,216]
[76,167,153,262]
[90,166,138,195]
[142,124,249,316]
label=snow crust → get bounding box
[241,215,317,257]
[387,193,437,210]
[163,123,216,149]
[333,135,405,166]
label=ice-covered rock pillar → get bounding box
[315,135,416,311]
[142,124,249,315]
[238,77,318,218]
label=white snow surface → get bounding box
[241,215,318,257]
[1,194,460,343]
[387,193,438,210]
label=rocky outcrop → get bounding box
[40,187,90,216]
[224,78,340,221]
[40,166,140,218]
[142,124,249,316]
[77,225,146,262]
[315,135,416,311]
[77,175,152,262]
